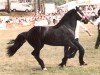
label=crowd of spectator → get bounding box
[79,5,99,18]
[0,4,100,30]
[0,10,63,30]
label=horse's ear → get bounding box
[76,6,79,11]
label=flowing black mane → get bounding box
[55,9,77,28]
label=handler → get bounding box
[93,9,100,49]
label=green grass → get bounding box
[0,24,100,75]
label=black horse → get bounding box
[7,7,89,70]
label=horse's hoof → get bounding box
[64,64,66,66]
[59,64,63,67]
[59,63,65,68]
[80,62,87,66]
[95,46,99,49]
[43,67,47,71]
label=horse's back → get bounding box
[27,26,51,42]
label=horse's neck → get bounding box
[54,13,70,28]
[65,19,77,31]
[54,12,77,30]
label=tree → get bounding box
[6,0,10,13]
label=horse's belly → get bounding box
[45,42,64,46]
[44,38,66,46]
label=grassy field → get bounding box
[0,24,100,75]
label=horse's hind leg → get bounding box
[31,45,46,70]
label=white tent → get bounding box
[90,0,100,4]
[67,1,77,11]
[58,1,78,11]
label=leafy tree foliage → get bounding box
[45,0,66,5]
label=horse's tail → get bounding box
[7,39,15,44]
[7,32,27,57]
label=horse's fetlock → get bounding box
[31,51,35,56]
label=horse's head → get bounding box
[75,6,89,24]
[54,6,89,28]
[98,9,100,16]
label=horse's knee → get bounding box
[68,52,76,58]
[79,49,84,56]
[67,46,78,58]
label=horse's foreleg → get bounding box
[59,40,78,67]
[67,47,77,58]
[59,46,69,67]
[68,39,79,58]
